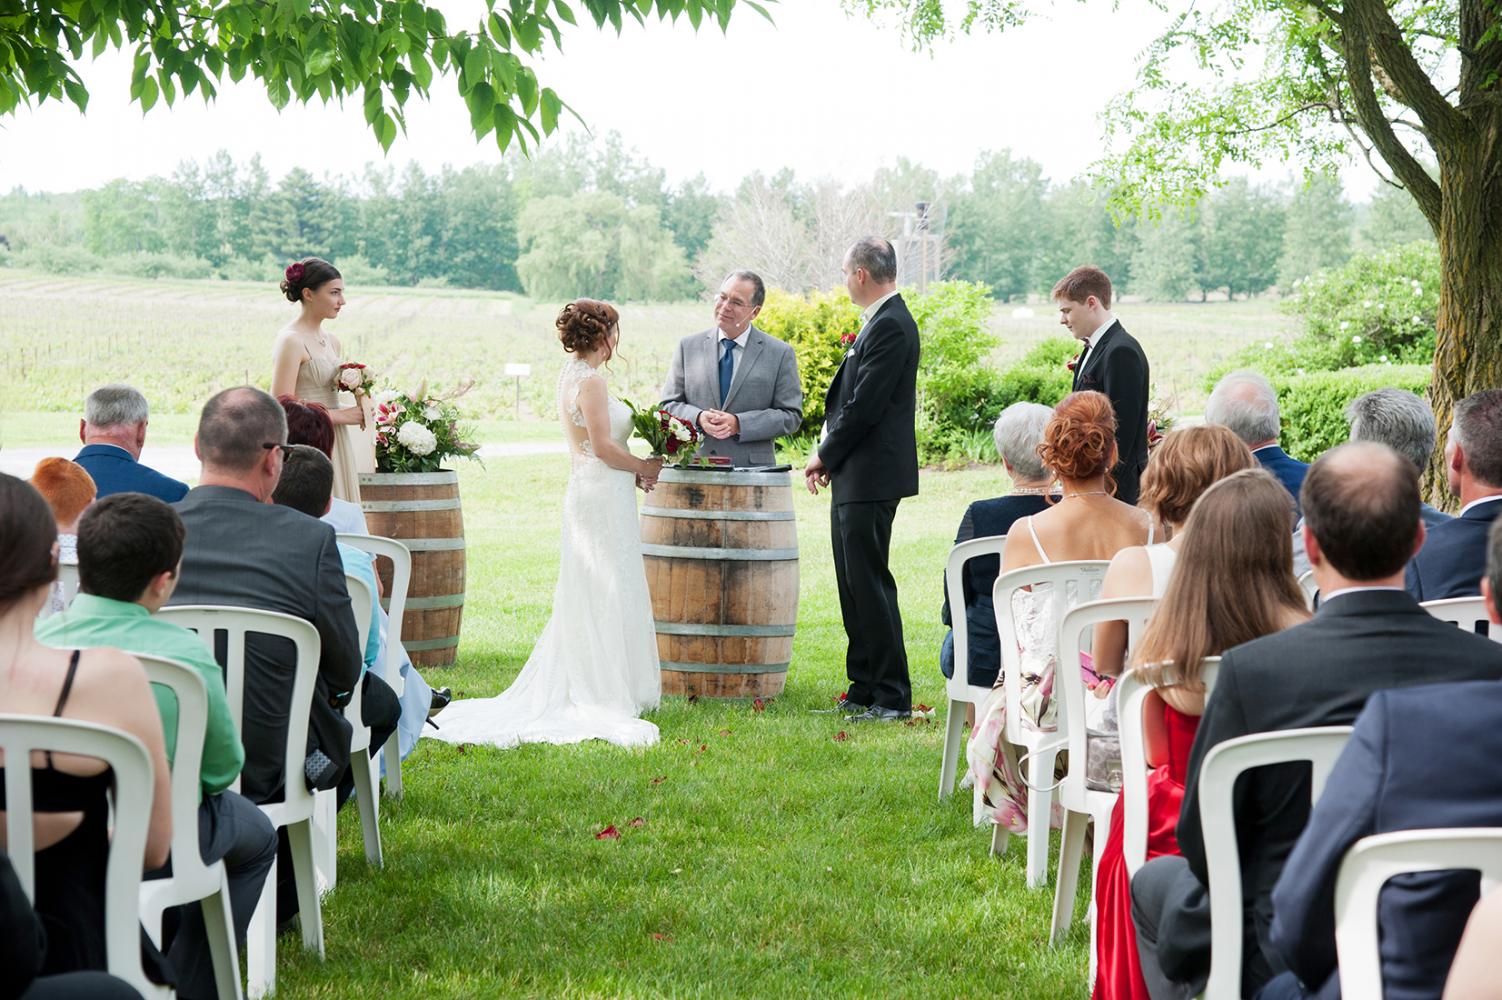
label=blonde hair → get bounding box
[1139,425,1256,527]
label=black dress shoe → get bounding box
[848,706,912,723]
[428,686,453,717]
[840,701,871,719]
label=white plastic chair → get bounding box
[1422,596,1496,640]
[939,535,1007,800]
[1117,659,1221,877]
[154,606,324,999]
[0,714,164,999]
[336,533,412,799]
[991,560,1110,887]
[136,655,243,1000]
[1051,597,1158,960]
[36,563,82,622]
[1296,569,1318,610]
[1334,827,1502,999]
[1197,726,1354,1000]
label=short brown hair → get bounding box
[1039,391,1118,492]
[1139,425,1256,527]
[29,457,96,527]
[1052,266,1113,309]
[1453,389,1502,488]
[1302,441,1420,580]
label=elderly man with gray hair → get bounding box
[940,402,1057,691]
[1205,369,1309,509]
[74,383,188,501]
[1347,388,1452,527]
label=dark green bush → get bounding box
[1273,364,1431,462]
[993,337,1075,411]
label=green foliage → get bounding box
[11,243,103,274]
[1130,208,1200,302]
[994,338,1075,410]
[1197,178,1284,299]
[372,387,481,474]
[104,250,214,280]
[1278,175,1354,290]
[515,192,693,302]
[945,151,1049,301]
[755,287,861,431]
[909,281,1003,461]
[1274,365,1432,463]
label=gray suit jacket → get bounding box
[659,325,803,467]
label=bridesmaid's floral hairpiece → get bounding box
[285,261,306,283]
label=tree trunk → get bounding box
[1426,132,1502,507]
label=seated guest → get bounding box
[35,494,276,1000]
[73,384,188,502]
[940,401,1056,692]
[28,457,96,615]
[1347,387,1451,526]
[279,395,368,535]
[0,473,172,979]
[1407,388,1502,601]
[1205,369,1308,510]
[1265,515,1502,1000]
[1444,886,1502,1000]
[1094,469,1308,1000]
[1093,424,1255,676]
[1132,442,1502,999]
[967,390,1153,833]
[271,443,401,799]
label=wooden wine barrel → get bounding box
[641,468,799,698]
[358,471,465,668]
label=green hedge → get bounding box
[995,338,1075,411]
[1274,364,1432,462]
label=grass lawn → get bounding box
[268,454,1093,999]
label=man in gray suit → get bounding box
[659,270,803,467]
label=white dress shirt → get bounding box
[1077,315,1116,372]
[859,290,901,335]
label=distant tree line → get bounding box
[0,135,1432,301]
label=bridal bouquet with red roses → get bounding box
[332,362,377,396]
[626,400,702,468]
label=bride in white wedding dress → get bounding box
[426,299,665,748]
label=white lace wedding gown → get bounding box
[425,358,661,748]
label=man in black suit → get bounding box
[1264,516,1502,999]
[804,236,920,722]
[1206,369,1310,512]
[1052,266,1150,504]
[1406,388,1502,601]
[1130,442,1502,999]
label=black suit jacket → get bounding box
[819,294,920,505]
[1405,498,1502,601]
[171,486,363,804]
[1072,320,1149,504]
[1271,680,1502,1000]
[1165,589,1502,993]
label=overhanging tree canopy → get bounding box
[3,0,771,152]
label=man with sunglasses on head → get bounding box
[659,270,803,468]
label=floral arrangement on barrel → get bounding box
[626,401,704,469]
[373,380,482,474]
[1146,393,1177,449]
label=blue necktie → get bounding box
[719,339,737,405]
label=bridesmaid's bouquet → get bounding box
[333,362,377,396]
[373,380,482,474]
[626,400,702,469]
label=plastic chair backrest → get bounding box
[1116,657,1221,875]
[135,655,215,896]
[343,573,374,753]
[945,535,1007,697]
[0,714,156,996]
[1055,596,1159,800]
[1421,596,1496,641]
[1297,570,1318,611]
[1334,827,1502,999]
[153,605,321,813]
[336,533,411,692]
[1198,726,1354,1000]
[994,560,1110,745]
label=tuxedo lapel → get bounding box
[1076,322,1120,386]
[722,327,763,411]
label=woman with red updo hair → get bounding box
[967,391,1153,833]
[426,298,664,751]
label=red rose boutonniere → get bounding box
[1066,354,1081,373]
[840,332,858,347]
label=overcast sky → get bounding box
[0,0,1381,199]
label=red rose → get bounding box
[285,261,305,283]
[1066,354,1080,372]
[666,438,679,454]
[840,333,857,346]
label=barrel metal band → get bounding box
[659,470,792,487]
[660,661,791,675]
[641,507,793,521]
[403,636,460,652]
[360,472,458,486]
[393,593,466,610]
[400,538,467,552]
[641,544,799,561]
[654,622,796,637]
[361,498,462,512]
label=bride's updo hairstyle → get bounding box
[280,257,342,304]
[0,473,58,615]
[557,299,621,361]
[1039,390,1119,496]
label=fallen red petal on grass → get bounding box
[595,825,620,840]
[834,731,849,742]
[652,933,674,943]
[837,692,848,703]
[915,704,932,714]
[650,775,668,785]
[752,698,766,712]
[629,816,646,828]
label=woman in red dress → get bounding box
[1093,469,1311,999]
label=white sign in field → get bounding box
[504,363,532,377]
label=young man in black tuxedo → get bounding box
[804,237,920,722]
[1053,266,1150,504]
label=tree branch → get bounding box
[1344,0,1464,140]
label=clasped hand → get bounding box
[637,457,664,493]
[803,454,830,495]
[699,410,740,440]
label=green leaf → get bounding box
[410,51,433,89]
[63,76,88,111]
[488,11,512,46]
[306,44,337,75]
[539,85,561,131]
[516,69,537,115]
[373,108,397,150]
[553,0,578,26]
[139,75,159,112]
[464,45,486,84]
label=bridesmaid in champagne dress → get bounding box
[271,257,372,503]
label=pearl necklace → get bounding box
[1062,490,1110,500]
[1009,486,1053,496]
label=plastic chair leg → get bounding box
[990,821,1010,857]
[939,698,966,800]
[382,739,403,799]
[354,754,383,867]
[204,872,245,1000]
[311,790,338,895]
[1051,809,1088,945]
[286,819,326,958]
[1025,746,1059,889]
[246,859,276,999]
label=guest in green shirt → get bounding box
[35,493,277,1000]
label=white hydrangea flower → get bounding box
[1362,300,1372,307]
[1411,315,1422,323]
[424,405,443,421]
[1413,286,1423,296]
[396,421,437,456]
[1263,341,1274,350]
[1340,321,1350,330]
[1380,355,1390,363]
[1351,335,1362,344]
